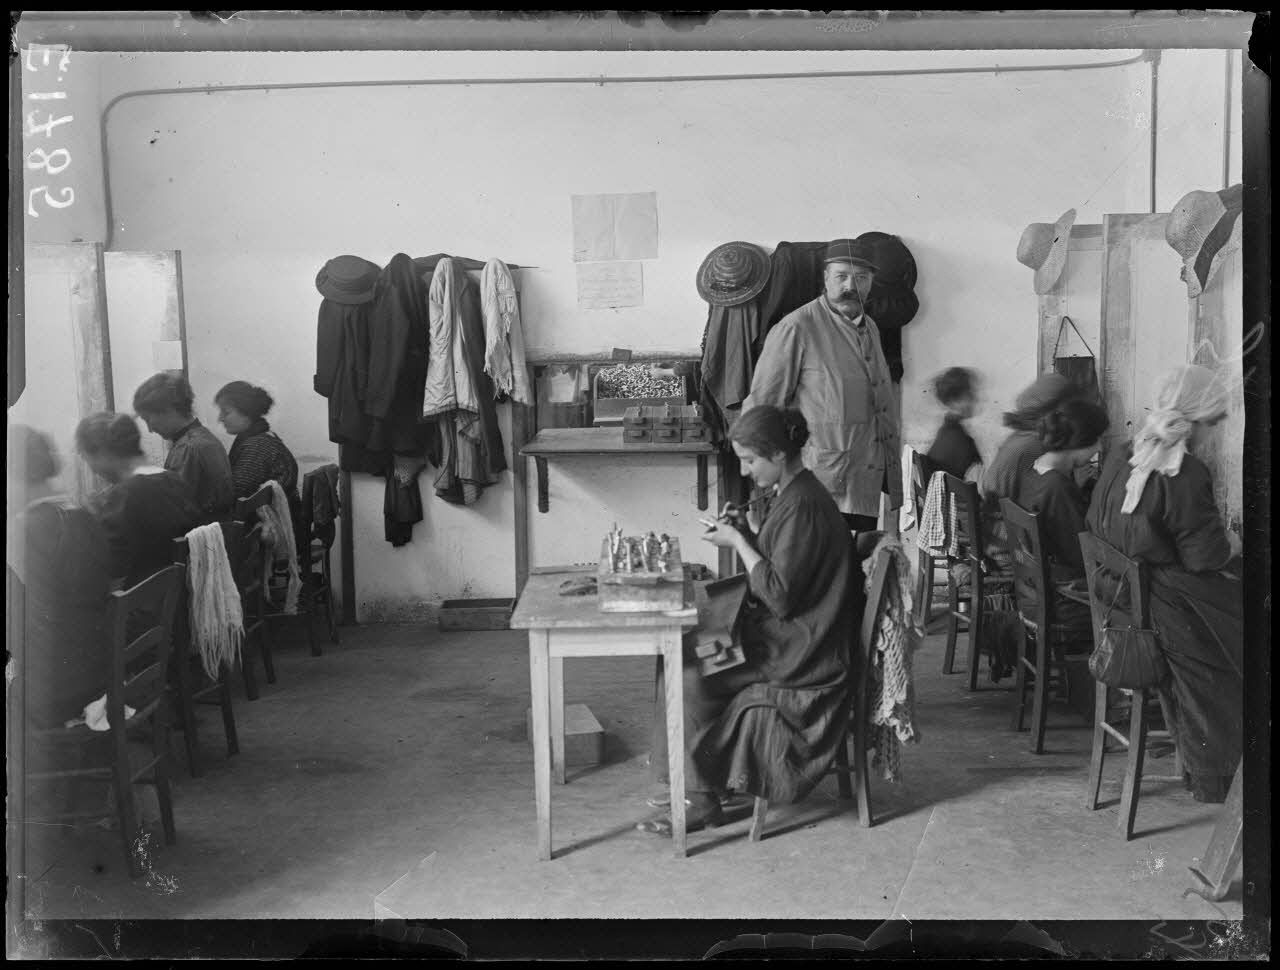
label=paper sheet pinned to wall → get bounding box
[576,262,644,310]
[571,192,658,261]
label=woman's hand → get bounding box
[698,517,741,549]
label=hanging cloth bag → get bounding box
[1052,315,1102,406]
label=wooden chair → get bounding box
[1001,499,1093,754]
[910,451,948,629]
[232,486,277,700]
[25,565,184,878]
[1079,533,1181,840]
[748,539,894,841]
[942,474,1014,691]
[299,465,340,646]
[170,527,241,776]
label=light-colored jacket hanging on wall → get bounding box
[423,257,480,417]
[480,258,534,406]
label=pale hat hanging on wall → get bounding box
[1165,183,1243,298]
[1016,208,1076,295]
[696,241,772,307]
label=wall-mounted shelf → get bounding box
[520,427,713,513]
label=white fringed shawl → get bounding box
[257,479,302,614]
[186,522,243,680]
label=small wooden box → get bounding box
[526,703,605,767]
[438,598,515,631]
[598,537,685,613]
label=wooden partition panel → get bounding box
[11,243,113,502]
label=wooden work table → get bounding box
[510,569,699,860]
[519,427,714,513]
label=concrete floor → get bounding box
[19,612,1242,925]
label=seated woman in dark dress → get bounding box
[1017,398,1110,636]
[76,412,205,588]
[1086,364,1242,804]
[215,381,301,515]
[922,366,982,482]
[639,406,858,835]
[7,426,113,730]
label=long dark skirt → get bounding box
[650,656,852,804]
[1147,566,1243,785]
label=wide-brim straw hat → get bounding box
[1016,208,1076,295]
[316,254,382,305]
[696,241,771,307]
[1165,183,1243,298]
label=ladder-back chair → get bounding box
[1079,532,1181,840]
[300,465,340,645]
[25,564,184,878]
[171,526,242,776]
[748,537,894,841]
[910,450,948,629]
[942,474,1013,691]
[1001,499,1092,753]
[232,486,277,699]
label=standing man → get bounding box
[133,372,234,521]
[741,238,902,534]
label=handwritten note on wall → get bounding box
[571,192,659,262]
[576,262,643,310]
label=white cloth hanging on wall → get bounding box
[480,258,534,406]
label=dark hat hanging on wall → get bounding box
[853,232,917,289]
[1165,183,1243,298]
[1016,208,1076,295]
[696,241,772,307]
[316,255,383,304]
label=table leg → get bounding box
[661,627,687,858]
[550,655,566,784]
[528,630,553,860]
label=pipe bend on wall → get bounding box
[98,51,1154,250]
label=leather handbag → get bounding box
[1087,579,1169,689]
[1052,315,1103,406]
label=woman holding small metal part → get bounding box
[638,405,861,836]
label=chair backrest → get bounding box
[300,464,340,549]
[858,543,895,671]
[942,472,983,563]
[910,449,930,522]
[1078,532,1149,641]
[106,563,185,727]
[1000,498,1052,631]
[234,482,275,523]
[171,522,245,643]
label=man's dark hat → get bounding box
[823,238,879,272]
[696,241,772,307]
[316,255,382,305]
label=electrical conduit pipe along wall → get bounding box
[98,52,1156,250]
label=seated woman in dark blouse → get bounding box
[640,406,858,835]
[216,380,303,549]
[1017,399,1110,636]
[7,426,113,730]
[76,412,205,588]
[922,366,982,481]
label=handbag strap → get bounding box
[1053,315,1095,359]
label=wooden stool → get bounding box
[749,539,892,841]
[1079,532,1181,840]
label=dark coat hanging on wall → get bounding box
[315,298,376,452]
[365,253,435,457]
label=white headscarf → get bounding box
[1122,364,1230,514]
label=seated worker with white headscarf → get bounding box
[1086,364,1242,804]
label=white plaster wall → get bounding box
[20,48,1240,618]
